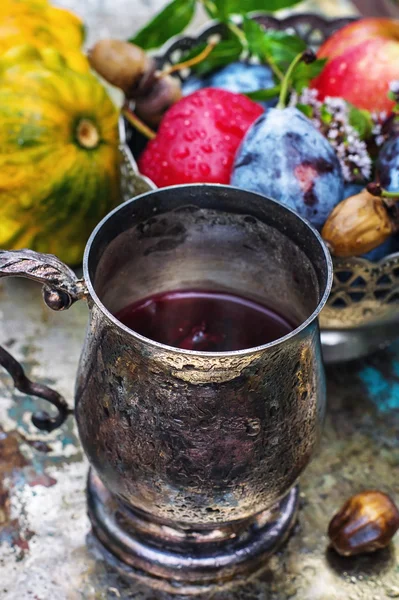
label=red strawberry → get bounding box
[138,88,264,187]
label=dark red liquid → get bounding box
[115,290,294,352]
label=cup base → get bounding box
[87,469,298,596]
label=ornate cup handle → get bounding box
[0,249,88,432]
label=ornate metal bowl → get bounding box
[122,13,399,363]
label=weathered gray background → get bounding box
[55,0,358,46]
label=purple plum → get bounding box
[182,62,277,108]
[231,107,344,230]
[376,134,399,192]
[182,75,204,95]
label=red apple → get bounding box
[311,18,399,113]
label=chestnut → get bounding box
[135,75,182,127]
[328,491,399,556]
[88,39,155,98]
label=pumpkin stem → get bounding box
[76,118,100,149]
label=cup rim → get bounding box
[83,183,333,357]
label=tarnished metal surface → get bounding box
[71,185,330,592]
[1,276,399,599]
[0,185,331,593]
[0,250,88,311]
[87,474,299,595]
[0,249,89,433]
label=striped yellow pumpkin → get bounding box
[0,46,120,265]
[0,0,88,73]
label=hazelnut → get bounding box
[328,491,399,556]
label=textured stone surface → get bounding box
[1,276,399,599]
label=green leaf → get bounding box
[129,0,196,50]
[210,0,229,20]
[320,104,332,124]
[263,31,306,67]
[388,90,399,115]
[180,36,243,76]
[291,58,326,92]
[243,18,268,59]
[201,0,220,18]
[296,103,313,118]
[246,85,280,100]
[214,0,302,17]
[349,105,374,140]
[243,18,305,71]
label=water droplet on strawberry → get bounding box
[201,143,213,153]
[173,147,190,159]
[199,163,211,176]
[190,96,203,107]
[184,130,196,142]
[165,128,176,140]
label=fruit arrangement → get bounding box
[89,1,399,263]
[0,0,120,265]
[2,0,399,269]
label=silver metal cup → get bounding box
[0,184,332,595]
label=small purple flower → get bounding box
[389,80,399,97]
[294,88,372,182]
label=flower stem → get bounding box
[277,53,305,110]
[382,190,399,200]
[367,182,399,201]
[228,21,248,50]
[122,105,156,140]
[277,50,316,110]
[267,56,284,82]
